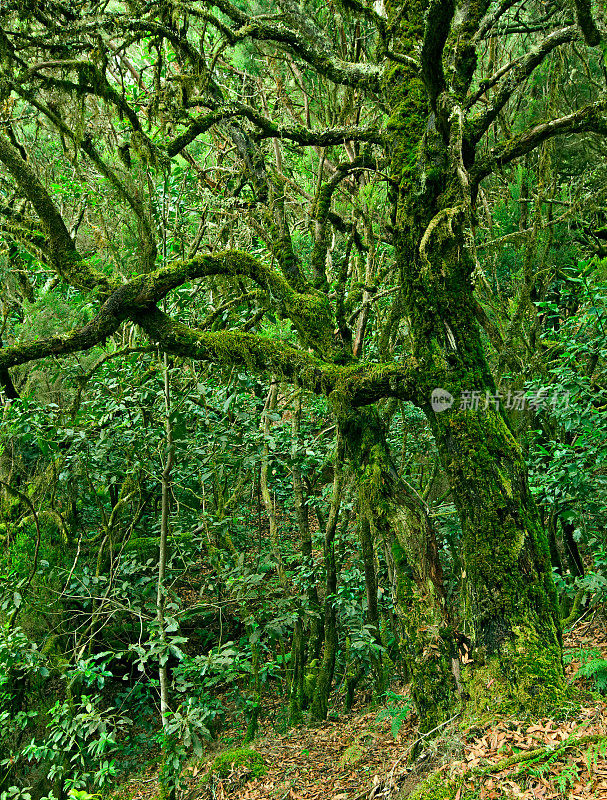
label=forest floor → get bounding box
[117,614,607,800]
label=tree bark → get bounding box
[340,406,458,731]
[261,380,287,588]
[157,351,175,800]
[358,512,385,695]
[383,0,567,718]
[289,389,323,722]
[310,431,344,721]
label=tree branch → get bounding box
[472,98,607,181]
[211,0,381,89]
[573,0,601,46]
[169,104,384,156]
[0,288,134,370]
[134,306,420,407]
[470,27,576,142]
[0,132,113,292]
[10,81,158,271]
[472,0,521,43]
[449,0,491,98]
[421,0,455,107]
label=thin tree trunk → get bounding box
[158,352,173,726]
[157,351,175,800]
[261,379,287,587]
[310,429,344,721]
[290,388,322,721]
[358,512,385,695]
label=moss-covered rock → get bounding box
[402,771,460,800]
[202,747,266,788]
[338,743,365,767]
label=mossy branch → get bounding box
[573,0,601,46]
[134,306,419,406]
[470,27,576,142]
[310,155,376,290]
[419,206,462,268]
[474,733,607,777]
[445,0,491,98]
[421,0,454,106]
[12,81,158,270]
[0,287,137,370]
[473,98,607,181]
[211,0,381,89]
[172,102,385,153]
[0,132,111,292]
[472,0,519,44]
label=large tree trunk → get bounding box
[399,191,566,715]
[382,0,567,718]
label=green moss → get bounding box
[463,659,518,720]
[339,743,365,767]
[340,409,458,732]
[382,1,429,195]
[405,771,460,800]
[463,623,574,722]
[502,624,573,713]
[289,291,335,355]
[203,747,266,785]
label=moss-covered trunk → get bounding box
[310,434,344,721]
[382,0,566,717]
[341,407,459,731]
[430,379,565,713]
[358,514,386,695]
[397,186,566,714]
[290,389,323,724]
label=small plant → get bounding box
[552,759,580,796]
[375,691,412,739]
[0,787,32,800]
[583,738,607,772]
[22,694,130,791]
[573,657,607,693]
[526,748,561,779]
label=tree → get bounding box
[0,0,605,729]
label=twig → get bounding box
[352,712,462,800]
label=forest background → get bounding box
[1,0,607,798]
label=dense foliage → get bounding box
[1,0,607,798]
